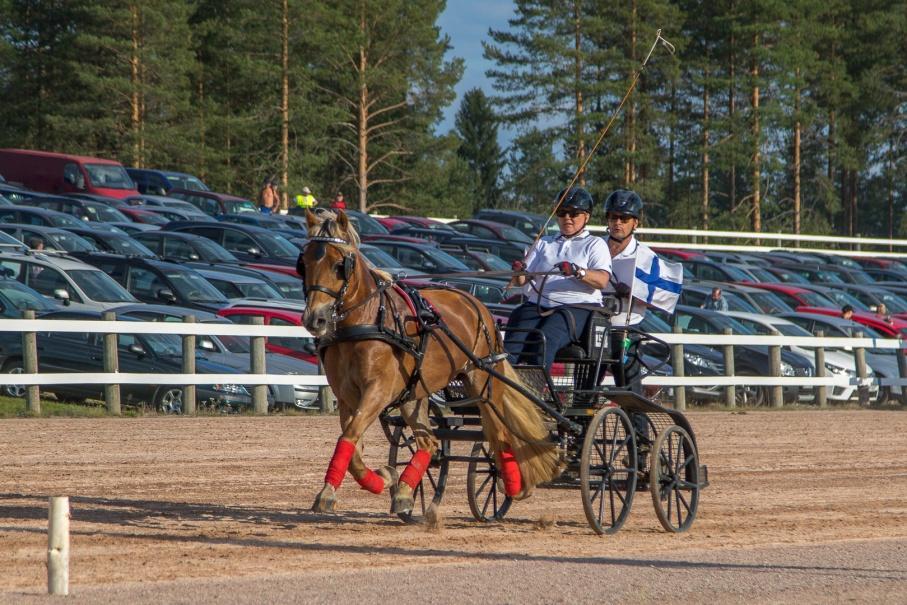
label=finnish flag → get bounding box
[631,246,683,313]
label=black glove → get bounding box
[614,282,631,297]
[556,261,580,277]
[511,259,526,272]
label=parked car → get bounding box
[441,248,511,272]
[0,205,95,230]
[0,149,140,199]
[126,168,210,194]
[116,304,319,410]
[447,219,534,245]
[106,222,160,235]
[64,226,157,258]
[387,227,480,245]
[0,276,61,317]
[78,253,231,312]
[427,275,515,305]
[144,206,217,223]
[439,237,528,264]
[473,209,558,238]
[388,215,457,231]
[0,231,27,253]
[131,194,212,216]
[0,250,137,310]
[683,259,755,283]
[744,283,837,309]
[163,222,300,267]
[167,189,257,216]
[117,206,170,225]
[0,310,253,412]
[0,224,97,254]
[218,305,317,365]
[18,194,130,223]
[367,241,471,275]
[220,213,288,230]
[194,267,284,300]
[795,306,907,339]
[679,283,760,313]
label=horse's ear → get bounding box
[336,209,350,232]
[305,209,318,229]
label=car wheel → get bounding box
[155,387,184,414]
[2,359,26,398]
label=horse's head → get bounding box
[299,209,361,337]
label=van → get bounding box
[0,149,139,199]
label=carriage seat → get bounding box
[553,312,612,363]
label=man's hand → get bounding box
[511,259,526,272]
[614,282,631,297]
[556,261,580,277]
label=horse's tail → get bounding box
[480,360,563,495]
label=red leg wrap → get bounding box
[324,438,356,489]
[498,448,522,497]
[356,469,385,494]
[399,449,432,490]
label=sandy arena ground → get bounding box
[0,409,905,603]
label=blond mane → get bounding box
[307,208,361,249]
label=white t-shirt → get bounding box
[607,235,649,327]
[523,229,612,306]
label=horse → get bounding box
[299,209,562,516]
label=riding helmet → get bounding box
[603,189,643,218]
[556,187,594,213]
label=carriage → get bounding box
[379,305,709,534]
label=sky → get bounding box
[436,0,516,143]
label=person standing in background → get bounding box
[258,178,277,215]
[330,192,347,210]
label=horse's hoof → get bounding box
[392,493,415,515]
[312,488,337,513]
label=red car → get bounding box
[795,306,907,339]
[377,217,410,231]
[391,216,455,231]
[743,283,836,308]
[217,305,317,364]
[651,247,708,261]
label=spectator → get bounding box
[295,186,318,212]
[330,192,347,210]
[27,237,45,251]
[258,178,277,215]
[876,303,893,324]
[701,287,728,312]
[841,305,854,320]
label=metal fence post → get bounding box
[769,345,783,408]
[723,328,735,408]
[22,309,40,414]
[250,317,268,414]
[101,311,120,416]
[854,331,869,407]
[897,345,907,406]
[672,324,686,410]
[182,315,196,415]
[814,330,828,408]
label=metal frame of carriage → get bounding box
[379,305,709,535]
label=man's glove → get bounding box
[614,282,631,297]
[511,259,526,272]
[556,261,580,277]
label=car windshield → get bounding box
[877,291,907,313]
[163,270,228,303]
[0,280,57,313]
[347,212,389,235]
[474,251,511,271]
[166,175,209,191]
[360,245,406,269]
[45,212,84,229]
[236,281,282,299]
[723,292,759,313]
[51,231,97,252]
[224,199,257,214]
[424,247,471,270]
[771,269,809,284]
[749,291,792,313]
[194,238,237,262]
[274,281,304,300]
[84,203,128,222]
[819,289,868,311]
[814,270,845,284]
[257,233,300,257]
[639,312,673,333]
[799,291,835,307]
[498,225,533,244]
[774,323,813,337]
[68,270,136,302]
[110,236,156,257]
[85,164,135,190]
[215,333,251,353]
[722,265,754,281]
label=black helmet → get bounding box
[556,187,594,213]
[604,189,643,218]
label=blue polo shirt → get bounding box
[523,229,612,306]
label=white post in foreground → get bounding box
[47,496,70,595]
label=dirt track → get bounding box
[1,410,905,603]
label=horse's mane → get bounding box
[307,209,361,249]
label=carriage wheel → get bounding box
[649,425,701,533]
[466,442,512,522]
[387,424,449,524]
[580,406,638,535]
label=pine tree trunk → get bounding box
[130,3,141,167]
[357,6,368,212]
[850,170,857,238]
[280,0,289,212]
[668,78,676,210]
[574,0,585,185]
[751,35,761,234]
[828,110,835,181]
[729,30,737,212]
[888,136,895,248]
[625,0,637,186]
[702,68,710,231]
[197,76,206,180]
[794,74,801,242]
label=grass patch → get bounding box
[0,396,111,418]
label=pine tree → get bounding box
[455,88,504,213]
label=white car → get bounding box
[725,311,879,403]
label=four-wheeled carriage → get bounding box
[379,305,709,534]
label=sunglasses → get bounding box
[607,214,634,223]
[556,210,585,218]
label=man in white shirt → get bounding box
[504,187,612,368]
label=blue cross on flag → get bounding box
[630,246,683,313]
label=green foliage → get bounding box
[455,88,504,212]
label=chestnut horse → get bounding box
[300,209,561,516]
